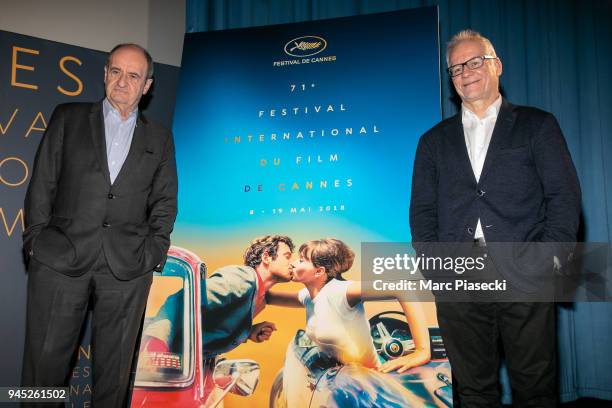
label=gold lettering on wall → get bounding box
[0,208,24,237]
[0,156,29,187]
[11,46,39,90]
[0,109,18,135]
[78,345,91,360]
[25,112,47,138]
[58,56,83,96]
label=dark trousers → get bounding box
[436,302,556,408]
[21,253,152,408]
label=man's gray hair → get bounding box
[446,29,497,67]
[107,43,154,79]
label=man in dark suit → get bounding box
[22,43,178,407]
[410,30,580,407]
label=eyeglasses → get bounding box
[447,55,497,77]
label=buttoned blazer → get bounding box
[410,99,581,290]
[23,101,178,280]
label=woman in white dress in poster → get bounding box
[268,238,432,406]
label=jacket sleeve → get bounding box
[531,113,581,243]
[410,134,439,243]
[147,129,178,271]
[202,266,257,355]
[23,106,65,261]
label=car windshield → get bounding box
[134,256,194,386]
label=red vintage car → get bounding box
[130,246,260,408]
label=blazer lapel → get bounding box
[445,114,478,185]
[112,113,148,186]
[479,99,516,183]
[89,101,111,186]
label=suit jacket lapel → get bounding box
[89,101,111,186]
[112,113,148,186]
[479,99,516,183]
[446,114,478,185]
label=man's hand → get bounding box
[248,321,277,343]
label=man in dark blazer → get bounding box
[21,43,178,407]
[410,30,580,407]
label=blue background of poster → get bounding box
[173,7,440,258]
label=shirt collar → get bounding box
[462,95,502,124]
[103,98,138,121]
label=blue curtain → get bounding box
[186,0,612,403]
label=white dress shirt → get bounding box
[103,98,137,184]
[462,95,502,239]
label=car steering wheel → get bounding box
[369,311,414,361]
